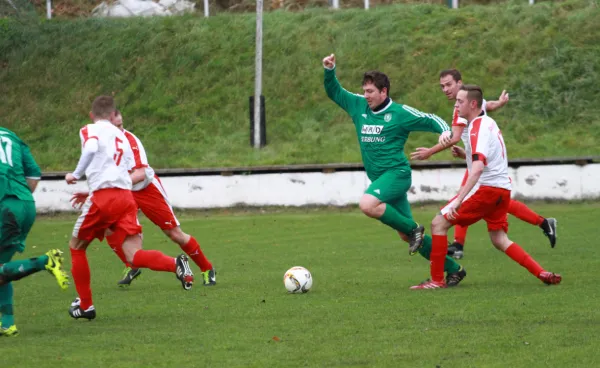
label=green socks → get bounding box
[0,255,48,283]
[0,283,14,327]
[379,205,418,235]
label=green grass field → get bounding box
[2,202,599,367]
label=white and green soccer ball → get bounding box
[283,266,313,294]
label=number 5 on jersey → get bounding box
[114,137,124,166]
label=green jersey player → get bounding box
[0,127,69,337]
[322,54,466,287]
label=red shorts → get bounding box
[72,188,142,244]
[441,186,511,232]
[133,176,179,231]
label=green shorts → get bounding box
[0,196,36,254]
[364,170,414,221]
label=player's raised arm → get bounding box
[484,90,509,112]
[323,54,364,115]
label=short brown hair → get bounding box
[439,69,462,83]
[362,71,390,95]
[92,96,116,119]
[460,84,483,108]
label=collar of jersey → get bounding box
[371,98,393,114]
[95,119,112,126]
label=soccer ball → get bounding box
[283,266,313,293]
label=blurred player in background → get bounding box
[410,69,556,259]
[71,110,216,287]
[0,128,69,336]
[323,53,466,287]
[66,96,194,321]
[411,85,561,289]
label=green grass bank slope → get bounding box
[1,0,599,171]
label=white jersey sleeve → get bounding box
[123,130,156,191]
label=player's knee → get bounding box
[359,196,379,218]
[69,237,87,250]
[431,215,450,233]
[490,233,511,251]
[165,227,187,245]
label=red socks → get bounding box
[505,243,544,277]
[70,248,93,310]
[453,225,468,246]
[508,200,544,226]
[430,234,448,283]
[180,237,212,272]
[132,250,176,273]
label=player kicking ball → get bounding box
[411,85,561,289]
[0,127,69,337]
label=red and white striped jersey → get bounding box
[465,115,511,190]
[78,120,133,192]
[122,129,156,192]
[453,99,487,144]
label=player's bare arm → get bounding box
[410,125,464,161]
[484,90,509,112]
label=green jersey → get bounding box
[324,68,449,180]
[0,127,41,202]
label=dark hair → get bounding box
[362,71,390,95]
[439,69,462,83]
[459,84,483,108]
[92,96,116,119]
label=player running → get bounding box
[410,69,557,259]
[410,85,562,289]
[71,110,216,287]
[65,96,194,321]
[323,54,466,287]
[0,127,69,337]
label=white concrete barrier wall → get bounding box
[34,164,600,213]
